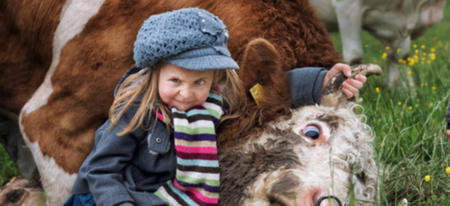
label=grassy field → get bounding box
[1,4,449,206]
[328,3,450,205]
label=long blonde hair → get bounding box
[109,62,244,136]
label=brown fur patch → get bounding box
[0,0,64,113]
[219,134,301,206]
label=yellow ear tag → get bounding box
[249,83,265,105]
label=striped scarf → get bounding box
[155,93,223,206]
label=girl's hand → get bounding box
[322,63,367,98]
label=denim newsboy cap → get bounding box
[133,8,239,71]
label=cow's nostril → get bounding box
[315,195,342,206]
[6,188,25,203]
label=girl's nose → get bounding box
[178,87,193,99]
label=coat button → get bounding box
[155,137,162,143]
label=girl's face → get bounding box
[158,63,214,111]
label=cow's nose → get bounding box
[315,195,342,206]
[303,187,343,206]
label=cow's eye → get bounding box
[301,124,320,140]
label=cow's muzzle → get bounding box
[315,195,342,206]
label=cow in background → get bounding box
[1,0,341,205]
[309,0,446,85]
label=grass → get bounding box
[1,3,449,206]
[329,3,450,205]
[0,141,18,184]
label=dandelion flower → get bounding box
[407,71,412,76]
[408,106,413,111]
[376,87,380,93]
[429,53,436,61]
[430,48,436,53]
[424,175,431,182]
[421,44,426,49]
[398,101,402,106]
[446,167,450,174]
[408,59,415,67]
[413,44,417,48]
[432,86,437,91]
[381,52,387,60]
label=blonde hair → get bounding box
[109,62,244,136]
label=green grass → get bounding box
[0,142,18,184]
[1,3,449,206]
[329,3,450,205]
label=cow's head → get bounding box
[218,39,378,206]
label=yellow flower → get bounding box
[413,44,417,48]
[385,46,391,50]
[415,49,419,54]
[376,87,380,93]
[428,103,433,108]
[446,167,450,174]
[424,175,431,182]
[430,48,436,53]
[398,101,402,106]
[381,52,387,60]
[408,106,413,111]
[421,44,426,49]
[429,53,436,61]
[408,58,415,66]
[398,59,405,64]
[407,71,412,76]
[432,86,437,91]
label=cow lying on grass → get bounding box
[0,38,380,206]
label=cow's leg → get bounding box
[387,36,412,87]
[332,0,363,64]
[18,0,107,205]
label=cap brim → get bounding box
[168,54,239,71]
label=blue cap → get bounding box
[133,8,239,71]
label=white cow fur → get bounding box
[18,0,106,205]
[240,103,376,205]
[309,0,445,85]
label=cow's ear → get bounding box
[239,38,290,108]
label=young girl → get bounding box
[65,8,366,206]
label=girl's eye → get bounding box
[169,78,180,83]
[301,124,320,140]
[195,79,205,85]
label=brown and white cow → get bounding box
[218,39,379,206]
[0,36,380,205]
[1,0,348,205]
[309,0,446,85]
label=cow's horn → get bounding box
[320,64,382,107]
